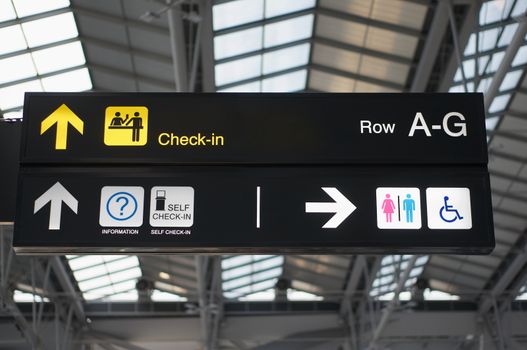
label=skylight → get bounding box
[449,0,527,134]
[67,255,142,302]
[212,0,315,92]
[222,255,284,299]
[0,0,92,119]
[370,255,429,299]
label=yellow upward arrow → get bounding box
[40,104,84,150]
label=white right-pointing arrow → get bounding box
[34,182,78,230]
[305,187,357,228]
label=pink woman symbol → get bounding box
[381,194,396,222]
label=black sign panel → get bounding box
[15,93,494,254]
[14,166,494,254]
[0,122,21,223]
[21,93,488,165]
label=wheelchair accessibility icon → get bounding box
[426,188,472,229]
[439,196,464,223]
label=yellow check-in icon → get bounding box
[104,106,148,146]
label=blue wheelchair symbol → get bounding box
[439,196,464,223]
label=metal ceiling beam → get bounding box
[199,0,215,91]
[484,14,527,110]
[50,257,86,325]
[411,0,449,92]
[339,256,366,315]
[0,6,71,29]
[438,1,481,92]
[479,239,527,313]
[367,255,418,350]
[167,1,189,92]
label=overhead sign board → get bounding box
[20,93,488,165]
[14,93,494,254]
[14,166,493,254]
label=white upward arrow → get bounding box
[305,187,357,228]
[34,182,78,230]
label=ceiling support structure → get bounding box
[50,257,86,325]
[199,0,216,92]
[438,1,481,92]
[167,1,189,92]
[484,13,527,110]
[195,256,223,350]
[480,239,527,314]
[411,0,449,92]
[367,255,418,350]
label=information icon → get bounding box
[99,186,144,227]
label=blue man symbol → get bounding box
[106,192,138,221]
[402,194,415,223]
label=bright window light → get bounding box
[41,68,92,91]
[0,0,16,22]
[263,43,310,74]
[0,25,27,55]
[265,0,315,18]
[512,45,527,66]
[214,26,263,60]
[213,0,264,31]
[262,69,307,92]
[287,289,323,301]
[424,289,460,301]
[264,14,313,48]
[0,80,42,110]
[22,12,78,48]
[499,70,523,91]
[222,255,284,299]
[12,0,70,18]
[0,53,36,84]
[32,41,85,74]
[215,55,261,86]
[67,255,141,302]
[13,290,49,303]
[488,94,511,113]
[151,290,187,302]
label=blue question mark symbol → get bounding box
[116,196,129,216]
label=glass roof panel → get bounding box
[263,14,313,47]
[214,26,263,60]
[212,0,315,91]
[265,0,315,18]
[262,69,307,92]
[215,55,262,86]
[41,67,92,92]
[0,25,27,55]
[499,70,523,91]
[213,0,264,31]
[262,43,310,74]
[22,12,78,48]
[0,80,42,110]
[370,255,429,299]
[0,3,91,120]
[32,41,85,74]
[222,255,284,299]
[12,0,70,18]
[67,255,141,302]
[0,53,36,84]
[479,0,514,26]
[0,0,16,22]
